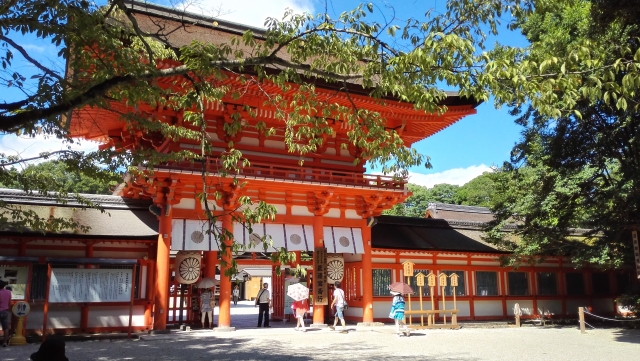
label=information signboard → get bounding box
[49,268,133,303]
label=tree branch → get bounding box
[0,56,366,131]
[0,34,64,82]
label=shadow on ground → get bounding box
[1,333,481,361]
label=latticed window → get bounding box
[476,271,498,296]
[537,272,557,295]
[565,273,585,296]
[591,273,610,295]
[441,271,465,296]
[372,269,391,296]
[508,272,529,296]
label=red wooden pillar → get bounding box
[153,210,172,330]
[217,213,233,328]
[312,215,325,325]
[145,260,155,329]
[531,271,538,316]
[361,221,374,323]
[204,251,218,279]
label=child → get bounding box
[291,298,309,332]
[389,291,410,337]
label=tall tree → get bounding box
[485,0,640,267]
[457,171,496,207]
[383,183,431,217]
[0,160,120,194]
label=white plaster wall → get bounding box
[344,210,360,219]
[592,298,614,313]
[322,148,336,156]
[26,306,81,329]
[473,300,504,317]
[536,300,563,316]
[406,300,433,311]
[174,198,196,209]
[264,140,284,149]
[236,137,260,147]
[506,300,534,316]
[470,261,501,266]
[344,306,363,318]
[438,300,470,317]
[436,260,467,265]
[87,305,146,327]
[291,205,313,217]
[566,299,589,314]
[324,208,341,218]
[373,300,391,319]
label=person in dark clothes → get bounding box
[31,339,69,361]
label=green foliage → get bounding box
[457,172,496,207]
[383,173,496,217]
[0,160,120,194]
[484,0,640,268]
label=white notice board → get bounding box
[49,268,133,303]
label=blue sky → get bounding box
[1,0,527,187]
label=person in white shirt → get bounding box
[329,281,347,334]
[255,283,271,327]
[232,285,240,305]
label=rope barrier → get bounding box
[584,321,595,330]
[583,310,640,323]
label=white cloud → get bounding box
[0,134,99,168]
[178,0,316,28]
[406,164,493,188]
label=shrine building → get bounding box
[0,1,633,336]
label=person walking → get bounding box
[200,288,214,329]
[389,291,410,337]
[232,285,240,306]
[291,298,309,332]
[255,283,271,327]
[0,279,11,347]
[329,281,347,334]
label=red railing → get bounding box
[161,160,407,190]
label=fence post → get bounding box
[578,307,585,334]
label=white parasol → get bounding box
[196,277,219,288]
[286,283,310,301]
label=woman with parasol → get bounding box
[388,281,412,337]
[291,297,309,332]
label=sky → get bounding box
[0,0,527,188]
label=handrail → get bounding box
[161,159,407,189]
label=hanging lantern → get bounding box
[326,254,344,284]
[175,251,202,284]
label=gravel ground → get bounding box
[2,326,639,361]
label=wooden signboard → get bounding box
[449,273,459,287]
[402,260,414,276]
[427,272,436,287]
[313,247,328,305]
[438,273,448,287]
[415,272,425,287]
